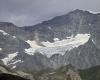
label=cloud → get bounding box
[0,0,100,26]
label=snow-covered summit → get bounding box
[88,10,100,14]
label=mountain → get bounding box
[0,9,100,72]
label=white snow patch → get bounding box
[25,34,90,57]
[88,11,100,14]
[25,40,42,55]
[42,34,90,47]
[92,39,95,44]
[0,48,2,51]
[1,52,18,65]
[54,38,59,41]
[0,30,9,35]
[12,65,16,69]
[12,36,16,38]
[39,34,90,57]
[8,60,24,65]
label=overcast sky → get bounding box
[0,0,100,26]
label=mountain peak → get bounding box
[71,9,84,13]
[70,9,100,15]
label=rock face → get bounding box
[50,38,100,69]
[33,65,82,80]
[0,9,100,72]
[66,69,81,80]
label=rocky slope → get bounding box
[50,38,100,69]
[0,61,99,80]
[32,65,100,80]
[32,65,82,80]
[0,60,34,80]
